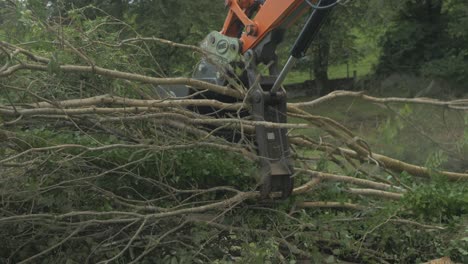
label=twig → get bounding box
[17,225,85,264]
[297,201,366,211]
[291,90,468,111]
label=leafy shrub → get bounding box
[402,178,467,222]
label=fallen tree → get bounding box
[0,4,467,264]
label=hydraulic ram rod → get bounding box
[271,0,337,93]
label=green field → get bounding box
[285,28,381,84]
[285,26,468,172]
[290,96,468,172]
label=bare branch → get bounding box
[291,90,468,111]
[297,201,367,211]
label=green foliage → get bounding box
[237,239,280,264]
[421,53,468,84]
[129,0,225,75]
[377,104,414,159]
[463,115,468,149]
[397,178,468,262]
[444,233,468,264]
[40,0,225,76]
[2,1,468,263]
[402,177,467,222]
[172,148,256,188]
[13,127,256,190]
[292,1,372,90]
[376,0,468,87]
[1,125,257,262]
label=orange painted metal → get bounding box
[223,0,258,36]
[220,0,320,53]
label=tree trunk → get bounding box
[313,33,331,95]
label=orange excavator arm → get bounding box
[193,0,339,198]
[221,0,311,54]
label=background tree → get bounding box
[21,0,225,76]
[295,1,371,94]
[128,0,225,75]
[376,0,468,89]
[421,0,468,87]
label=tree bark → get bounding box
[313,32,331,95]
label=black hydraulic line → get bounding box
[291,0,337,58]
[271,0,337,93]
[305,0,341,10]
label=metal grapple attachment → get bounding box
[249,78,294,199]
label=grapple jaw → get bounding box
[190,30,295,199]
[248,78,294,199]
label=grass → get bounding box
[290,96,468,172]
[284,28,466,172]
[285,27,381,84]
[284,52,379,84]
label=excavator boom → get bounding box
[194,0,338,198]
[221,0,310,54]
